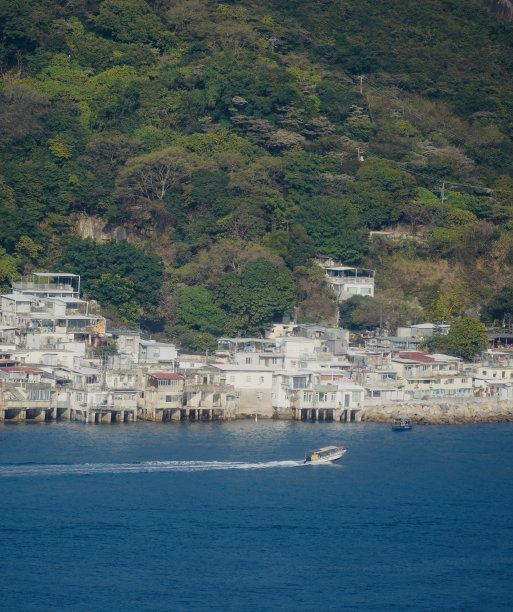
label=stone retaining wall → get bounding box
[361,399,513,425]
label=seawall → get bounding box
[361,398,513,425]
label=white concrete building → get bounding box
[213,364,274,415]
[139,340,178,364]
[396,323,450,339]
[272,368,364,413]
[390,351,473,398]
[315,256,375,302]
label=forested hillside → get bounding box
[1,0,513,349]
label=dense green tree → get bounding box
[94,0,174,50]
[0,249,18,291]
[427,317,488,361]
[215,258,295,335]
[89,273,139,325]
[339,290,423,332]
[116,146,198,203]
[0,0,42,67]
[296,196,367,264]
[338,295,371,331]
[347,158,417,229]
[59,238,164,306]
[481,287,513,327]
[176,285,227,335]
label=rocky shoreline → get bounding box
[361,398,513,425]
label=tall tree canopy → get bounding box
[215,258,295,336]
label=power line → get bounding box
[347,79,513,197]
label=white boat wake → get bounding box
[0,459,304,477]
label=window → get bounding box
[259,376,265,384]
[293,376,307,389]
[246,357,252,364]
[246,375,252,382]
[229,375,235,383]
[256,392,262,400]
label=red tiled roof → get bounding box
[148,372,183,380]
[398,352,435,363]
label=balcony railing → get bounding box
[12,282,75,292]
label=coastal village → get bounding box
[1,265,513,426]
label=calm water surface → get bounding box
[1,420,512,611]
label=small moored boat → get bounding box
[392,417,412,431]
[304,445,346,464]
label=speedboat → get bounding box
[392,417,412,431]
[304,445,346,464]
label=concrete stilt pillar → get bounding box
[34,409,46,422]
[0,408,4,422]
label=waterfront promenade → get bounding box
[1,397,512,425]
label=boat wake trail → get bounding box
[0,460,303,477]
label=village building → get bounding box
[0,271,502,423]
[138,372,185,421]
[212,364,273,416]
[272,368,364,421]
[466,350,513,398]
[396,323,450,339]
[107,329,141,362]
[389,351,473,399]
[138,339,178,364]
[315,255,375,302]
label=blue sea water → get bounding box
[1,420,512,612]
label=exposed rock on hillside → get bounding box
[476,0,513,20]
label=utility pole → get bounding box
[440,181,448,203]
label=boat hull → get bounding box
[304,449,346,464]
